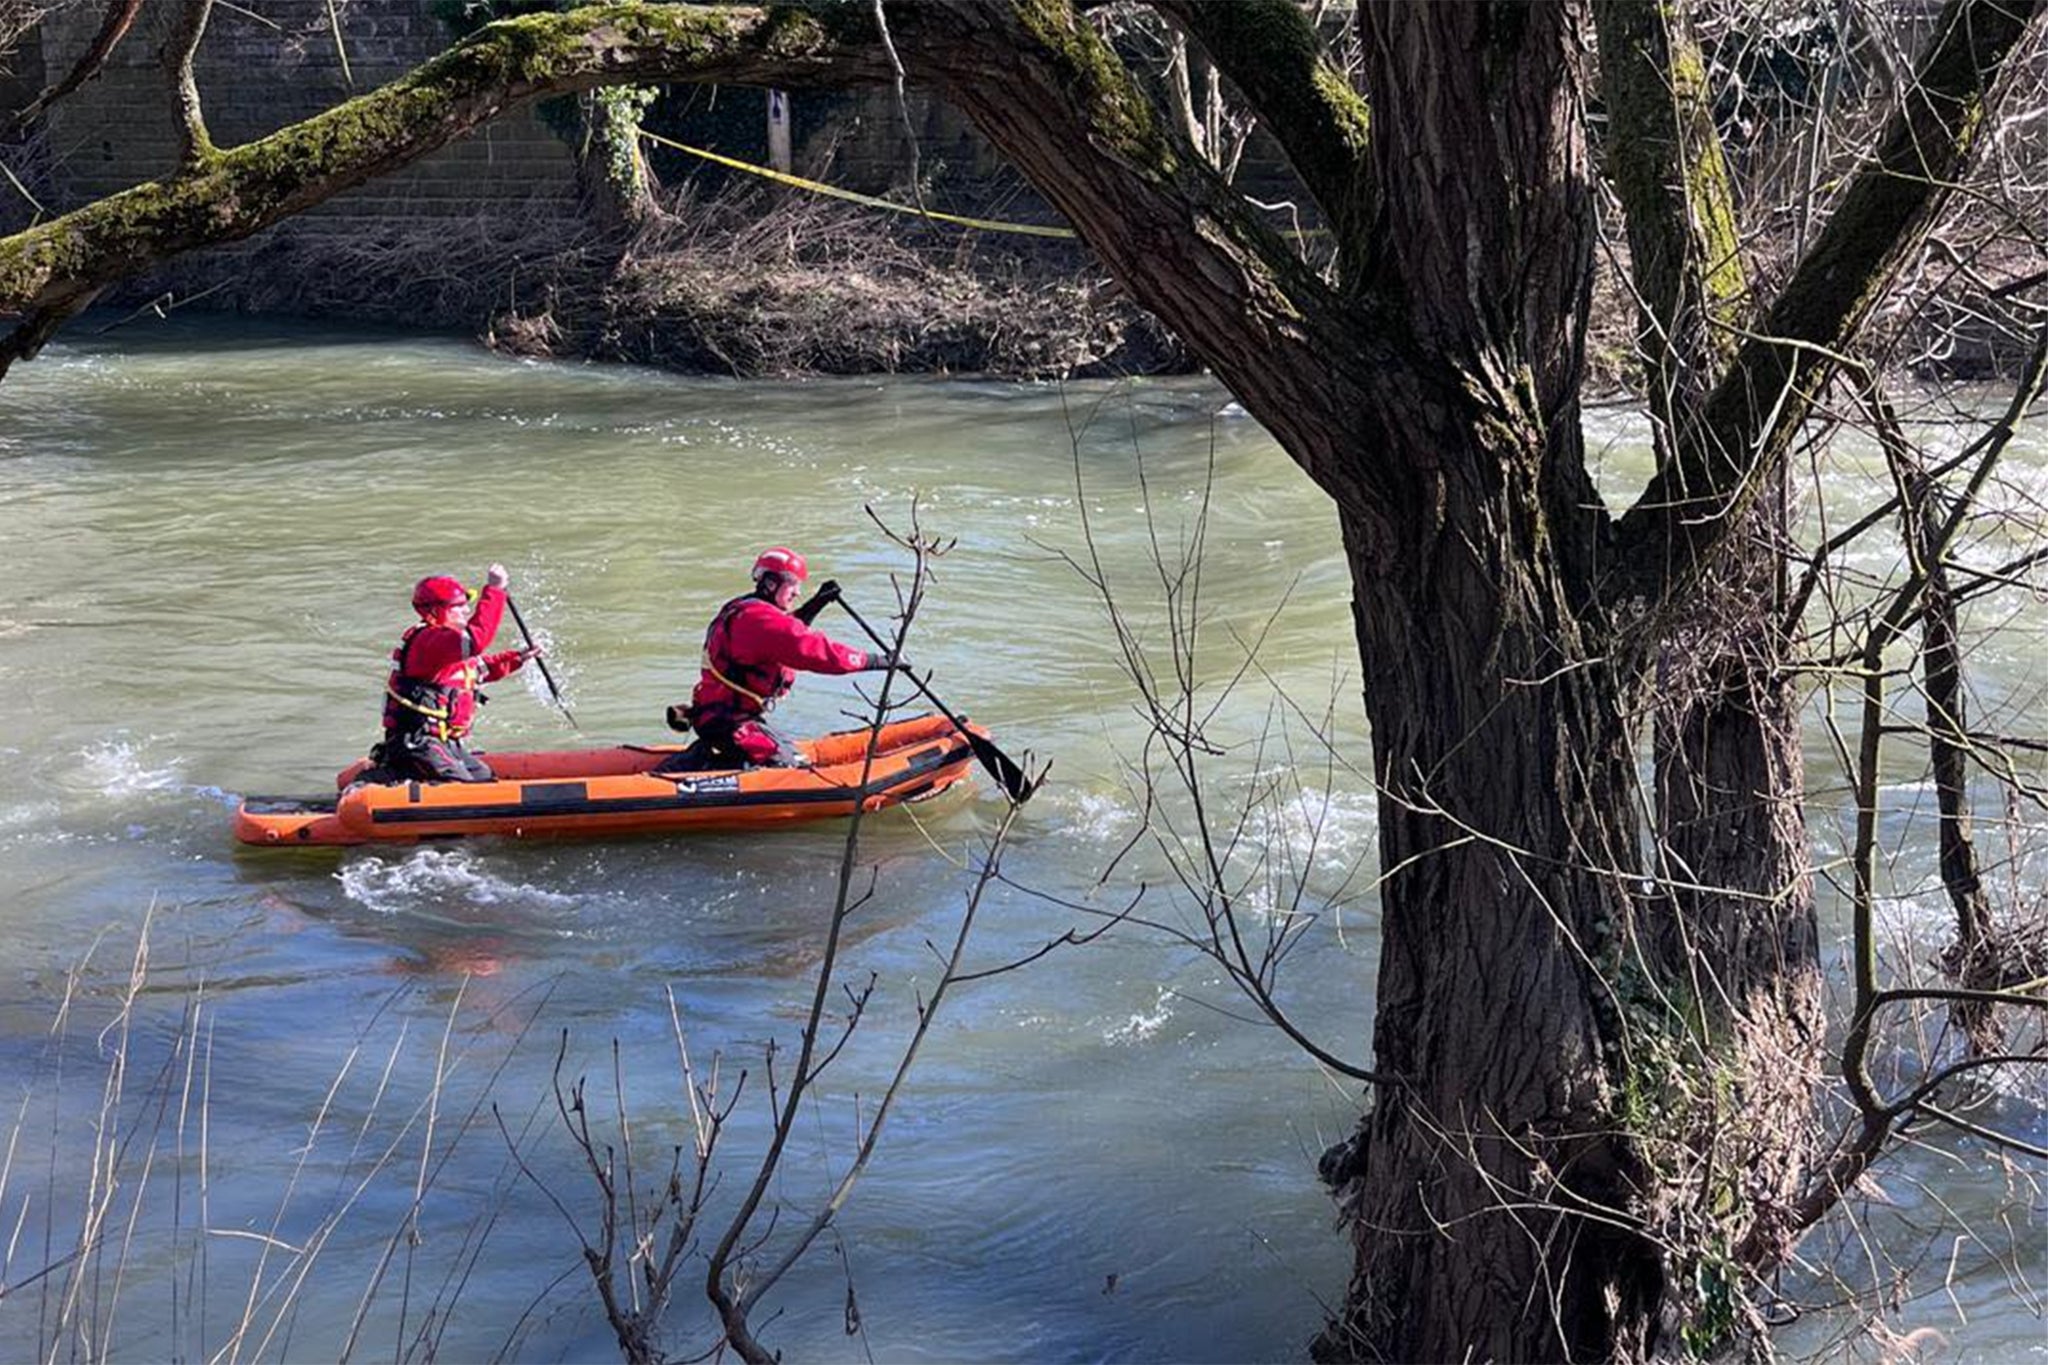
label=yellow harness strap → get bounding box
[385,687,450,721]
[702,649,771,708]
[386,659,481,741]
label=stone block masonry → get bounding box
[27,0,580,250]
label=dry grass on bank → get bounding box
[583,198,1171,378]
[0,0,43,67]
[113,182,2038,392]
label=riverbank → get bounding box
[107,191,1192,381]
[97,184,2039,390]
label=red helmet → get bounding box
[751,547,808,584]
[412,575,468,613]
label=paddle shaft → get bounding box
[830,597,1034,802]
[503,592,579,729]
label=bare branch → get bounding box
[705,520,945,1363]
[1855,374,2001,1052]
[166,0,216,166]
[4,0,144,134]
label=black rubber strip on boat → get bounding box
[365,742,964,826]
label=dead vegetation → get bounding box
[107,186,1188,380]
[586,212,1165,378]
[0,0,43,67]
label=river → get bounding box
[0,319,2039,1362]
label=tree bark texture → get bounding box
[1299,9,1667,1357]
[1326,428,1662,1361]
[167,0,216,166]
[1596,0,1823,1275]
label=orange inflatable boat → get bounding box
[233,713,984,847]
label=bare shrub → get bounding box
[0,0,45,68]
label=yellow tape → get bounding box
[637,128,1079,240]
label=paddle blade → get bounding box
[969,731,1037,804]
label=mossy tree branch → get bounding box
[0,3,890,322]
[1611,0,2044,612]
[1591,0,1747,429]
[1147,0,1376,284]
[895,0,1419,514]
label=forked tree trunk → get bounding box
[1315,395,1663,1361]
[1648,482,1824,1267]
[1593,0,1826,1274]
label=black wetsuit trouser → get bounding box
[654,707,799,773]
[378,732,495,783]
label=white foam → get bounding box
[1103,985,1176,1045]
[1250,785,1378,862]
[0,799,60,831]
[336,847,580,916]
[1062,788,1139,844]
[1875,891,1955,941]
[77,737,184,797]
[71,737,240,810]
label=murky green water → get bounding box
[0,319,2038,1361]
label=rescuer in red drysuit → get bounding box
[373,563,543,783]
[665,547,900,771]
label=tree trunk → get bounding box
[1315,388,1663,1361]
[1300,7,1674,1355]
[1590,0,1825,1280]
[575,85,659,228]
[1647,478,1823,1272]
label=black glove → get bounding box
[792,579,842,625]
[665,703,693,734]
[862,649,907,673]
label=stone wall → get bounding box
[27,0,580,226]
[7,1,1052,236]
[0,1,1077,306]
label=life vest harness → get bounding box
[696,594,790,717]
[384,625,484,742]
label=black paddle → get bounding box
[830,596,1037,804]
[504,592,579,730]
